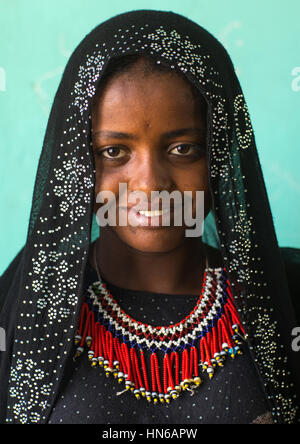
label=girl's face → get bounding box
[91,63,211,253]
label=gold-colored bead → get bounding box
[134,390,141,400]
[175,385,181,394]
[85,336,92,347]
[74,335,81,345]
[193,377,202,386]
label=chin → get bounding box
[115,226,186,254]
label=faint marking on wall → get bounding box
[32,34,71,114]
[268,162,300,196]
[291,67,300,91]
[218,21,243,76]
[58,33,72,58]
[33,66,64,114]
[0,67,6,92]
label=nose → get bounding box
[127,150,173,197]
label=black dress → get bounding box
[48,262,272,424]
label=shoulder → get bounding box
[280,247,300,324]
[203,244,300,323]
[0,247,24,315]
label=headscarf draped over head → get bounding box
[0,10,299,424]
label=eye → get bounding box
[168,144,205,157]
[96,146,127,159]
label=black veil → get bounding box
[0,10,299,424]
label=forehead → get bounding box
[92,67,206,123]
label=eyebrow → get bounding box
[92,128,205,140]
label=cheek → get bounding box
[94,169,122,212]
[94,166,121,193]
[178,162,209,192]
[181,165,211,215]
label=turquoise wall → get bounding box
[1,0,300,274]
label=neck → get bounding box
[90,227,209,295]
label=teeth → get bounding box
[138,209,169,217]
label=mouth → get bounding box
[117,206,179,228]
[131,207,174,227]
[137,209,170,217]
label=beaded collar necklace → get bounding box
[74,245,245,404]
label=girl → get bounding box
[0,10,299,424]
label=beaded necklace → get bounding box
[74,247,245,404]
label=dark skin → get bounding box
[90,59,222,295]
